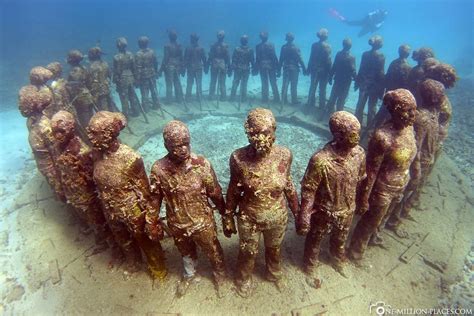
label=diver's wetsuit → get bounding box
[344,10,387,37]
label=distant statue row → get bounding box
[19,63,452,297]
[27,29,457,136]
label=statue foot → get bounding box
[176,275,200,298]
[235,279,255,298]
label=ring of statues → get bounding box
[17,29,457,298]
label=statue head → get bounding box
[51,110,76,145]
[329,111,361,149]
[66,50,84,65]
[368,35,383,49]
[87,111,127,152]
[18,85,53,117]
[138,36,149,49]
[398,44,411,59]
[285,32,295,43]
[88,46,103,61]
[29,66,53,86]
[116,37,128,50]
[317,28,329,40]
[384,89,417,129]
[240,34,249,46]
[342,38,352,50]
[419,79,445,108]
[46,62,62,80]
[163,120,191,163]
[245,108,276,155]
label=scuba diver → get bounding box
[330,8,388,37]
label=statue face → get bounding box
[393,105,416,128]
[335,129,360,149]
[87,125,115,152]
[52,122,74,145]
[166,137,191,163]
[247,125,276,154]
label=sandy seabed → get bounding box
[0,80,473,315]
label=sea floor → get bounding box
[1,94,473,315]
[0,80,473,314]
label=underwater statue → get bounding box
[229,35,255,103]
[297,111,365,282]
[280,33,306,105]
[50,110,110,246]
[349,89,417,261]
[112,37,140,118]
[43,62,71,118]
[226,108,299,297]
[386,80,444,231]
[368,44,413,131]
[65,50,95,129]
[255,31,280,103]
[46,62,89,142]
[19,66,65,201]
[149,120,235,298]
[425,63,457,151]
[354,35,385,127]
[385,45,412,92]
[408,47,435,104]
[135,36,161,111]
[87,47,114,112]
[208,30,230,101]
[184,33,207,102]
[305,28,332,116]
[158,30,185,103]
[87,111,166,278]
[326,38,356,115]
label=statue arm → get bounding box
[298,154,323,233]
[225,154,243,215]
[284,152,299,218]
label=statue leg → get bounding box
[260,70,269,102]
[235,217,260,296]
[269,69,280,102]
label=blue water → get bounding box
[1,0,472,98]
[0,0,472,179]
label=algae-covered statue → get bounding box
[425,63,457,151]
[255,31,280,103]
[44,62,71,118]
[306,28,332,115]
[65,50,95,128]
[369,44,412,131]
[326,38,356,114]
[112,37,140,118]
[408,47,435,104]
[158,30,184,103]
[208,30,230,101]
[184,33,207,101]
[385,45,412,92]
[87,47,114,112]
[354,35,385,127]
[229,35,255,103]
[349,89,417,261]
[19,66,65,201]
[51,110,109,246]
[87,111,166,278]
[297,111,365,282]
[387,80,443,229]
[46,62,89,142]
[226,108,299,297]
[135,36,161,111]
[279,33,306,105]
[149,120,235,298]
